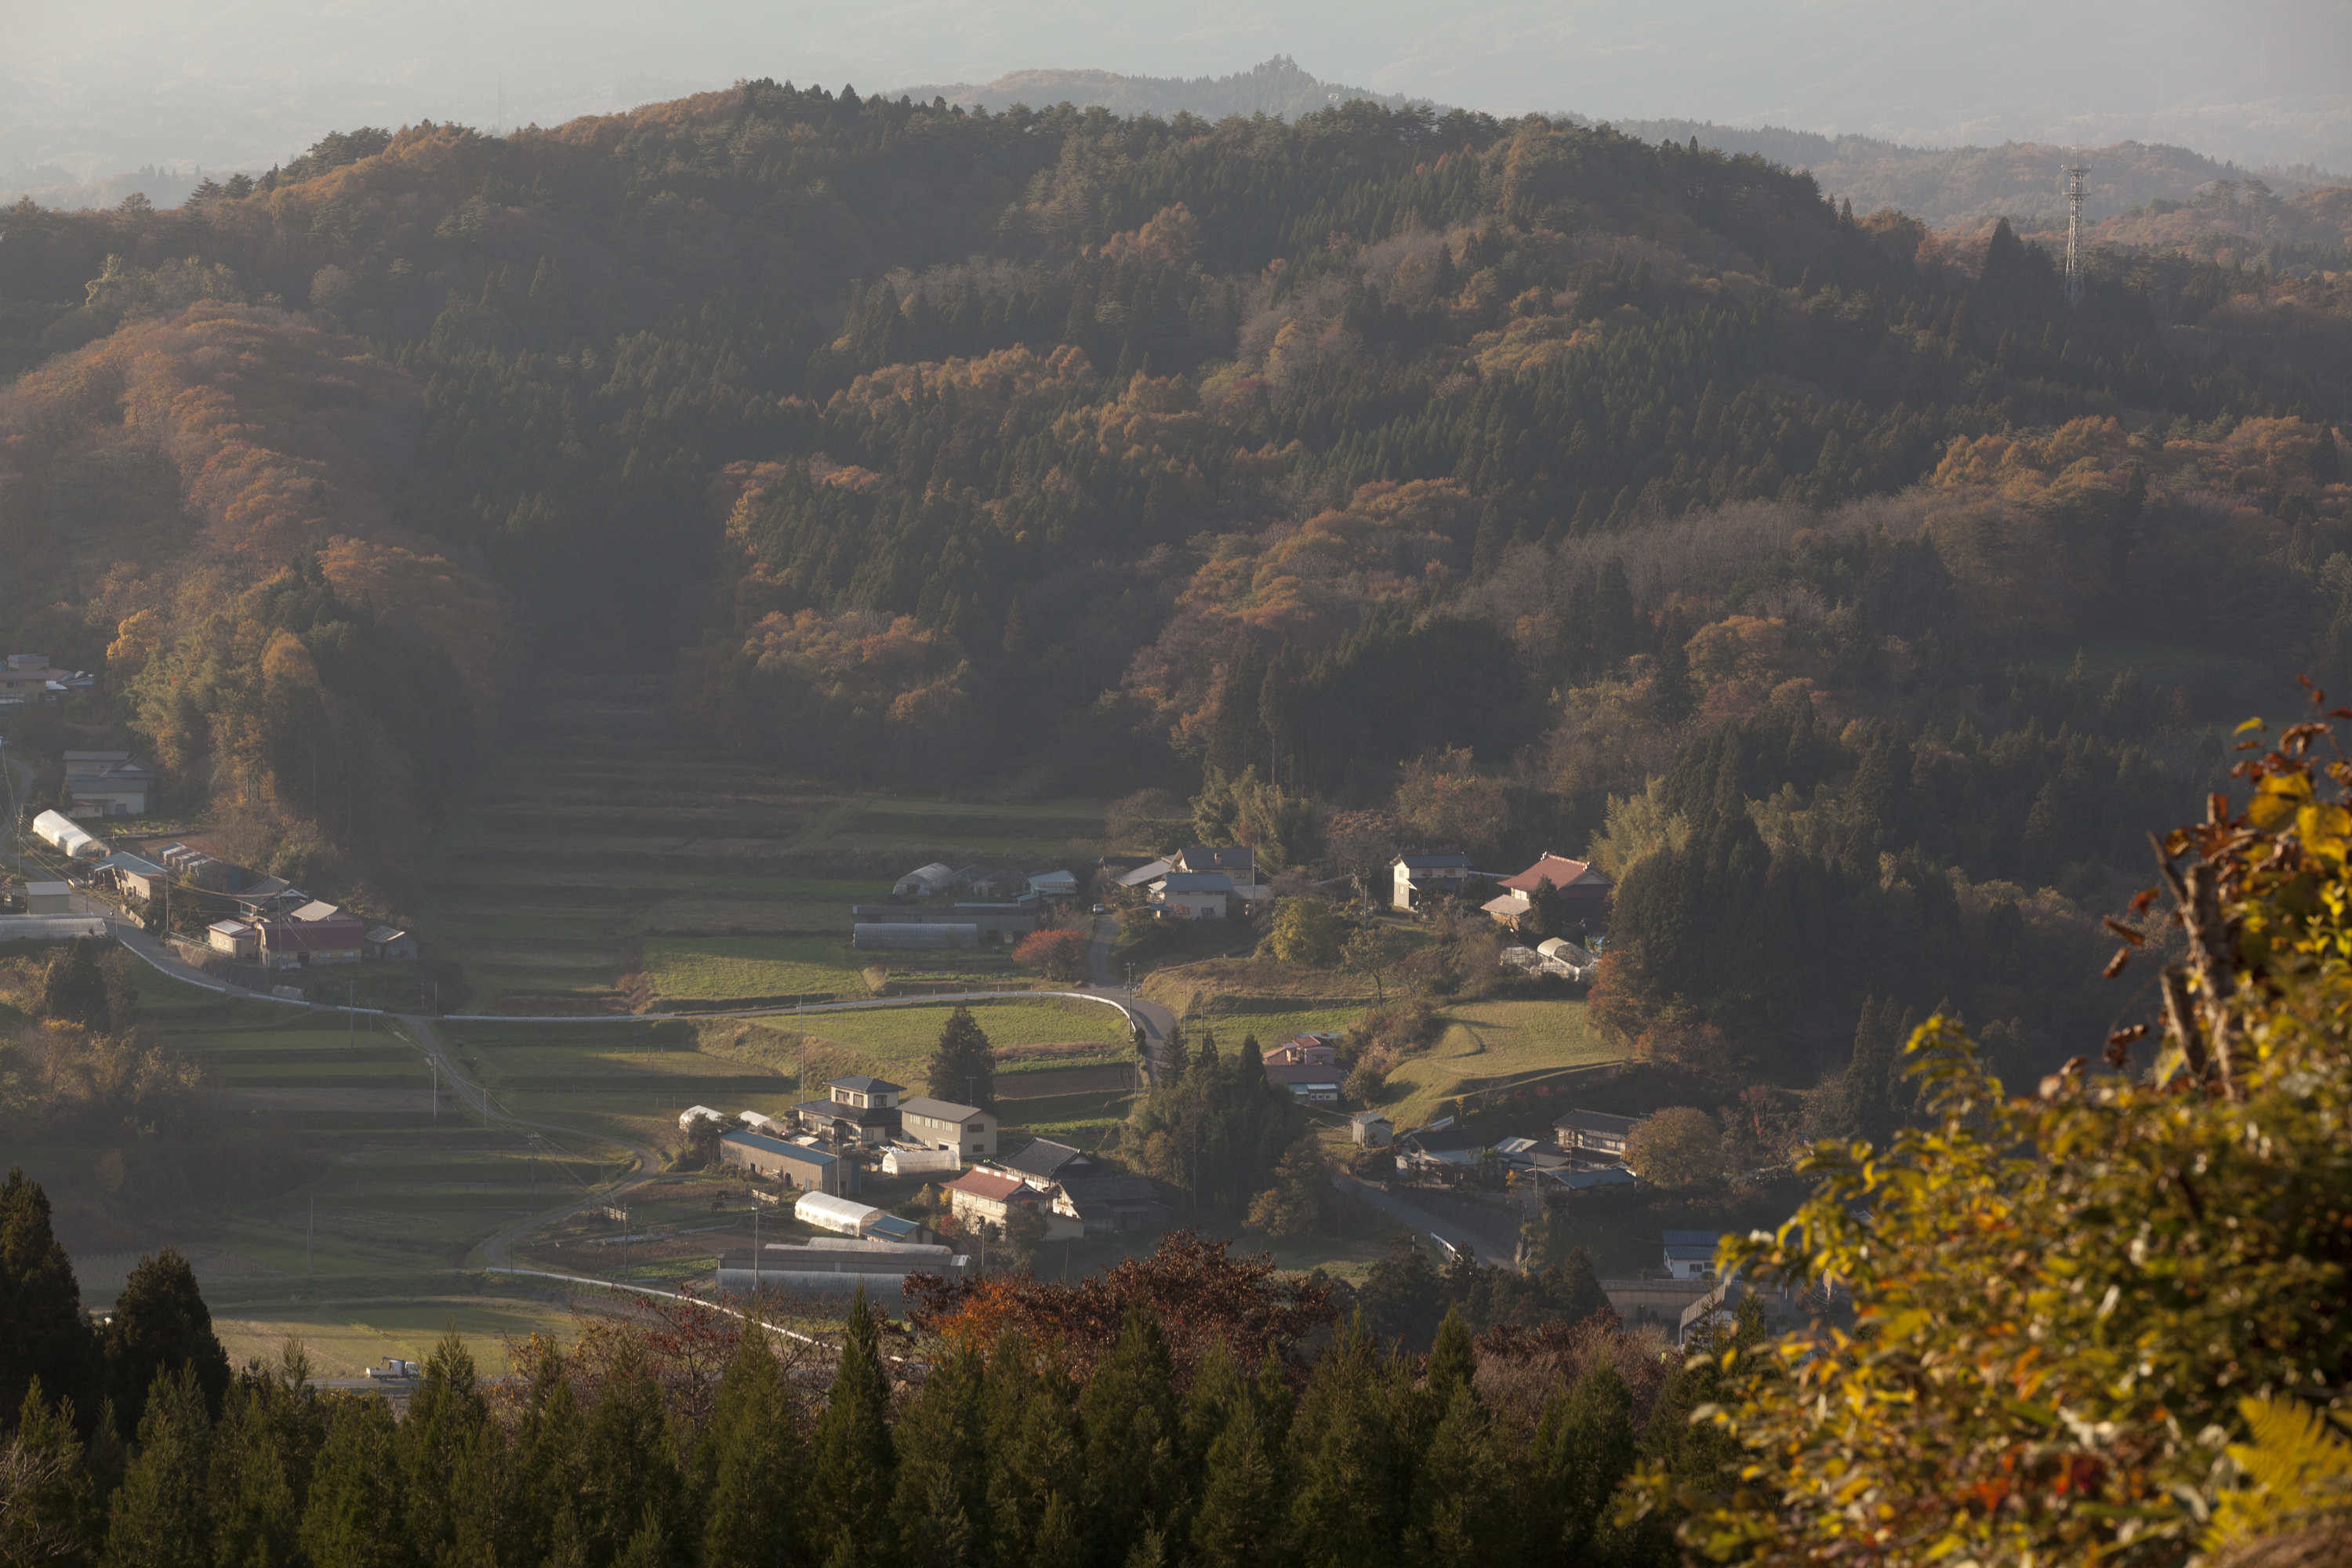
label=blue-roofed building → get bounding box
[717,1129,851,1196]
[1662,1228,1725,1279]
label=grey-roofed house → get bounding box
[1350,1110,1394,1147]
[1553,1108,1645,1162]
[1051,1174,1167,1233]
[1152,870,1236,920]
[898,1095,996,1159]
[996,1138,1102,1188]
[1663,1229,1726,1280]
[795,1076,904,1146]
[60,759,155,816]
[1116,857,1173,889]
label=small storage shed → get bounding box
[26,882,71,916]
[208,920,259,960]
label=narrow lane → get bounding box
[1333,1171,1520,1270]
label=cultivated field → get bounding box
[410,673,1109,1013]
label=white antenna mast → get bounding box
[2063,151,2089,307]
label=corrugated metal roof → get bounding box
[721,1129,837,1166]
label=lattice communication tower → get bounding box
[2063,156,2090,307]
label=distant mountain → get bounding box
[1597,123,2345,230]
[894,56,1426,122]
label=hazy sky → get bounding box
[5,0,2347,179]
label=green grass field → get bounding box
[642,935,868,1003]
[1379,998,1631,1130]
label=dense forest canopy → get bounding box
[0,81,2346,1070]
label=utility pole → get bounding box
[752,1196,760,1298]
[307,1197,314,1276]
[348,980,354,1048]
[2063,154,2089,307]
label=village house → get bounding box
[255,915,366,969]
[940,1167,1051,1231]
[1051,1174,1168,1234]
[1151,870,1236,919]
[993,1138,1103,1189]
[1349,1110,1394,1147]
[1167,845,1269,906]
[795,1075,904,1146]
[1553,1107,1646,1163]
[1390,851,1472,910]
[1662,1228,1728,1280]
[715,1127,848,1195]
[1265,1062,1342,1104]
[1482,852,1614,930]
[896,1095,996,1160]
[1264,1033,1338,1067]
[59,757,157,817]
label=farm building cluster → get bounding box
[853,862,1083,949]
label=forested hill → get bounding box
[1,82,2347,1068]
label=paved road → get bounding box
[1087,910,1176,1087]
[1334,1171,1520,1270]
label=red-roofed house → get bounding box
[1265,1033,1338,1068]
[255,916,366,969]
[1483,853,1613,929]
[942,1168,1051,1231]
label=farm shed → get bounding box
[717,1129,849,1196]
[26,883,71,916]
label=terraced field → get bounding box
[412,673,1109,1013]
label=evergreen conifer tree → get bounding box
[1829,995,1901,1147]
[1406,1385,1508,1566]
[984,1333,1082,1568]
[102,1364,212,1568]
[697,1322,804,1568]
[1189,1366,1283,1568]
[891,1341,985,1566]
[1078,1305,1180,1565]
[1286,1318,1414,1568]
[810,1287,896,1563]
[4,1378,95,1565]
[505,1348,586,1568]
[399,1330,497,1566]
[926,1006,997,1111]
[0,1167,101,1432]
[208,1378,302,1568]
[299,1396,405,1568]
[577,1346,681,1566]
[1536,1354,1638,1561]
[1425,1308,1475,1408]
[103,1249,230,1436]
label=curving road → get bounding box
[2,840,1188,1270]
